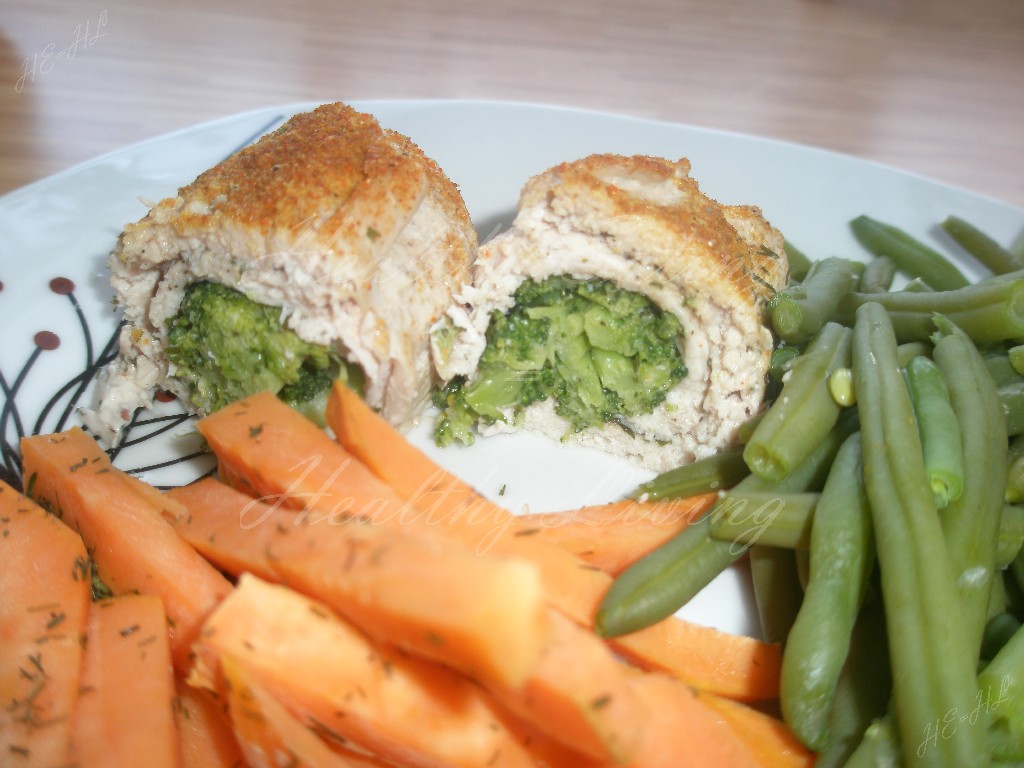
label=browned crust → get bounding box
[180,103,377,231]
[519,154,788,312]
[170,103,473,257]
[383,128,475,254]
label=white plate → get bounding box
[3,99,1022,638]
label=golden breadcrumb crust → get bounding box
[148,104,468,281]
[518,154,788,314]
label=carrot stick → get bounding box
[197,392,781,702]
[166,477,282,582]
[173,677,245,768]
[516,496,713,575]
[171,477,650,763]
[697,690,816,768]
[71,595,179,768]
[277,534,650,764]
[610,619,781,705]
[169,476,550,690]
[0,480,91,768]
[619,673,762,768]
[20,428,233,673]
[221,654,398,768]
[488,609,650,764]
[327,381,510,527]
[191,574,595,768]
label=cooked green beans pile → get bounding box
[595,213,1024,766]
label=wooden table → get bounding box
[2,0,1023,209]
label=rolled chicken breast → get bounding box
[431,154,788,472]
[86,102,476,444]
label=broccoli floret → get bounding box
[433,377,480,447]
[165,282,359,421]
[432,275,686,445]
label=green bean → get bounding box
[982,611,1022,662]
[1006,435,1024,503]
[859,255,897,293]
[833,278,1024,344]
[898,340,933,366]
[1007,554,1024,618]
[769,257,860,344]
[852,301,986,767]
[902,276,936,292]
[744,323,852,482]
[762,406,860,492]
[978,622,1024,761]
[1013,552,1024,606]
[904,356,964,508]
[784,239,813,283]
[632,444,749,500]
[985,354,1024,436]
[814,600,892,768]
[1009,344,1024,376]
[845,717,905,768]
[850,214,970,291]
[996,379,1024,437]
[748,545,804,645]
[595,413,857,638]
[978,266,1024,286]
[780,432,874,751]
[703,491,1024,558]
[997,505,1024,568]
[942,215,1024,275]
[986,352,1023,388]
[769,344,802,383]
[1012,228,1024,261]
[794,547,812,592]
[988,571,1007,621]
[736,409,767,444]
[933,316,1009,658]
[707,491,818,549]
[594,513,729,637]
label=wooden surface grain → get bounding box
[1,0,1022,208]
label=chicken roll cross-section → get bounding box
[86,102,476,444]
[431,154,787,472]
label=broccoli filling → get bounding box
[433,275,686,447]
[165,282,363,423]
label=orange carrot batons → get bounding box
[327,381,510,527]
[0,480,91,768]
[71,595,180,768]
[221,655,394,768]
[697,690,817,768]
[173,677,246,768]
[619,673,762,768]
[198,392,781,702]
[170,476,551,690]
[192,574,591,768]
[20,427,233,673]
[171,478,649,764]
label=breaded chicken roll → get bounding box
[430,154,787,472]
[86,102,476,444]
